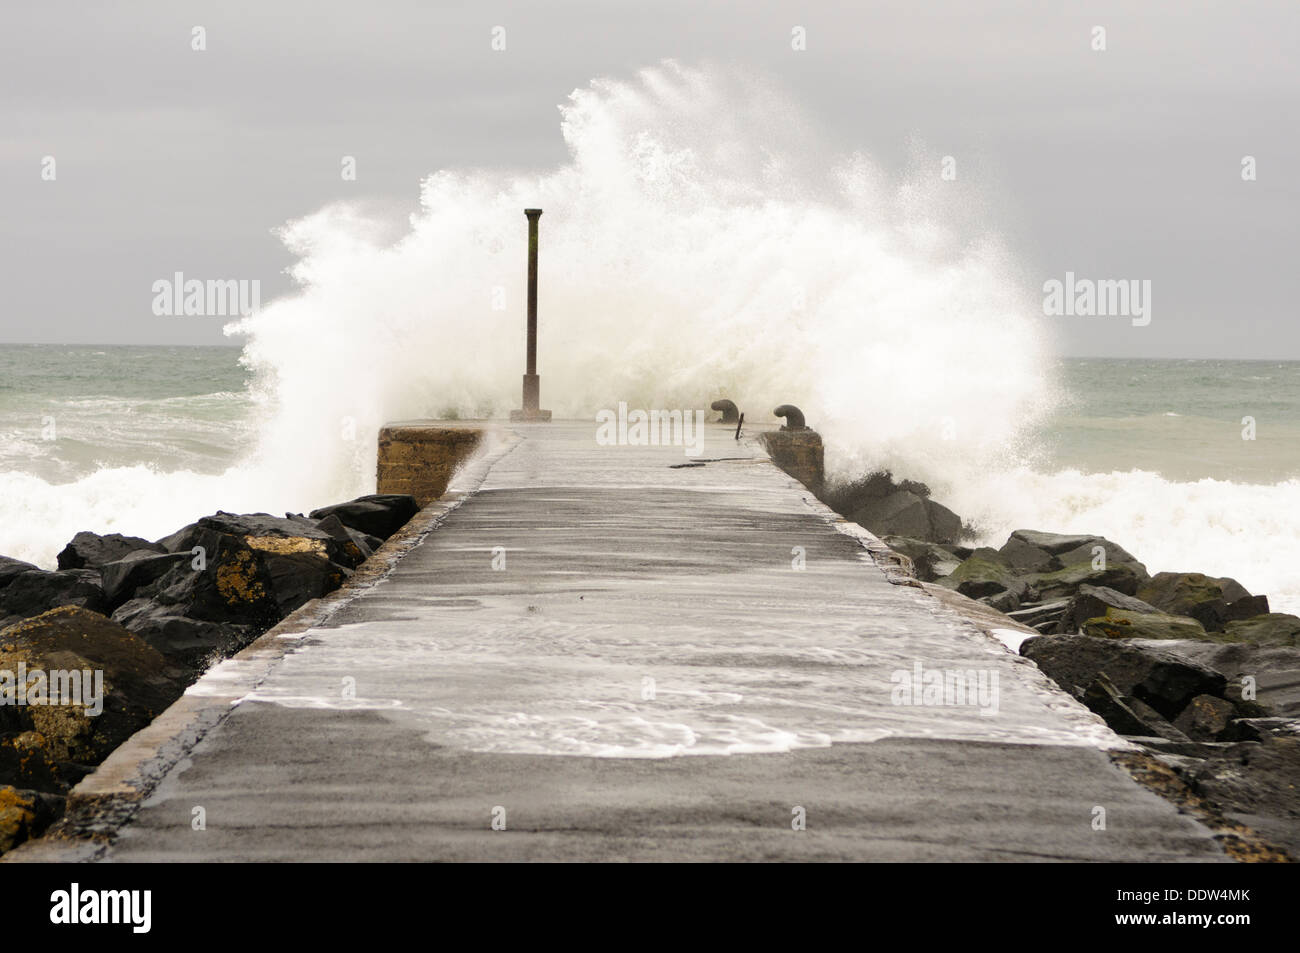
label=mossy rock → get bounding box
[937,548,1028,600]
[1029,562,1145,601]
[1223,613,1300,647]
[881,536,961,582]
[1081,608,1208,642]
[1135,572,1238,630]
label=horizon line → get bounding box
[1,341,1298,363]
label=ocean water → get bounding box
[2,64,1297,616]
[2,345,1297,615]
[1032,359,1300,484]
[0,344,253,481]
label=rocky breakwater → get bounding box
[0,493,419,856]
[1001,545,1300,858]
[820,473,1298,858]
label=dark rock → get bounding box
[881,536,960,582]
[1006,599,1070,629]
[0,606,184,767]
[130,529,282,630]
[99,551,191,609]
[1131,737,1243,758]
[919,500,962,545]
[126,538,345,632]
[1223,613,1300,647]
[0,569,106,621]
[848,491,961,544]
[1189,602,1229,632]
[0,784,64,855]
[119,515,358,660]
[0,557,38,591]
[1005,530,1104,555]
[1136,572,1232,631]
[957,532,1151,606]
[1080,608,1207,642]
[996,536,1055,573]
[1128,697,1193,742]
[308,494,419,541]
[198,511,341,555]
[110,600,257,670]
[50,760,94,788]
[154,513,351,608]
[259,552,348,616]
[56,531,162,570]
[1173,694,1237,741]
[0,734,63,792]
[161,511,346,558]
[979,590,1022,613]
[1215,577,1253,604]
[937,547,1030,604]
[1183,736,1300,857]
[1150,640,1300,719]
[1059,585,1159,634]
[313,514,375,570]
[821,474,962,545]
[154,522,202,554]
[1224,594,1270,623]
[1082,673,1190,740]
[820,472,911,512]
[1081,674,1150,735]
[1029,538,1149,600]
[1220,717,1300,743]
[1021,634,1225,720]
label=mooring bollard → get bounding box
[511,208,552,422]
[711,399,740,424]
[773,404,807,431]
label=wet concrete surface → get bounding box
[22,422,1231,861]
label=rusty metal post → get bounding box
[511,208,551,421]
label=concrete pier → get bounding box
[10,421,1230,862]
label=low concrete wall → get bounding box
[758,429,824,496]
[377,424,485,506]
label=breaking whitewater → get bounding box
[3,63,1299,614]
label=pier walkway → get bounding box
[14,422,1228,861]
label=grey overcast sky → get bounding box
[2,0,1296,357]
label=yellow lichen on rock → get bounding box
[0,785,37,852]
[214,549,267,606]
[244,536,327,557]
[1,606,176,767]
[0,784,59,854]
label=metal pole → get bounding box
[511,209,551,421]
[525,209,541,380]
